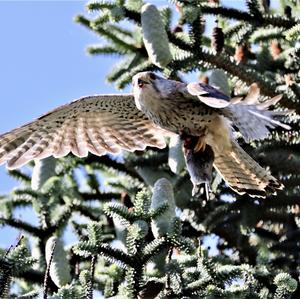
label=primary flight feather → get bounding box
[0,72,290,197]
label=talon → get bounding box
[194,137,206,152]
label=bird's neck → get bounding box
[135,92,165,115]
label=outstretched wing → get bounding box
[0,94,166,169]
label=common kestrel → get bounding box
[0,72,290,197]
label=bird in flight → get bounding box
[0,72,290,197]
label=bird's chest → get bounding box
[141,98,215,135]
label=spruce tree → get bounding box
[0,0,300,298]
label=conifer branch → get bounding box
[7,170,31,183]
[81,192,121,201]
[0,217,42,237]
[199,4,296,28]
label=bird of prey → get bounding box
[0,71,290,197]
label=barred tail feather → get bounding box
[226,94,290,142]
[213,140,282,197]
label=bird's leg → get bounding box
[193,128,208,153]
[178,128,191,139]
[179,128,194,149]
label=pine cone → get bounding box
[175,3,183,14]
[168,135,185,174]
[199,75,209,84]
[284,5,292,18]
[285,74,295,86]
[209,69,230,96]
[259,0,270,12]
[211,25,224,53]
[45,236,71,288]
[234,44,249,63]
[31,156,56,190]
[150,178,176,237]
[173,25,183,33]
[141,4,172,68]
[270,41,282,60]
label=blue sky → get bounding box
[0,1,121,192]
[0,1,127,255]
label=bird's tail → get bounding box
[213,140,282,197]
[224,85,291,142]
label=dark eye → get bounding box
[137,78,144,88]
[149,73,156,80]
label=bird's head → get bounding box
[132,71,160,93]
[132,71,175,111]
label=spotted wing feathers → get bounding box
[0,95,166,169]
